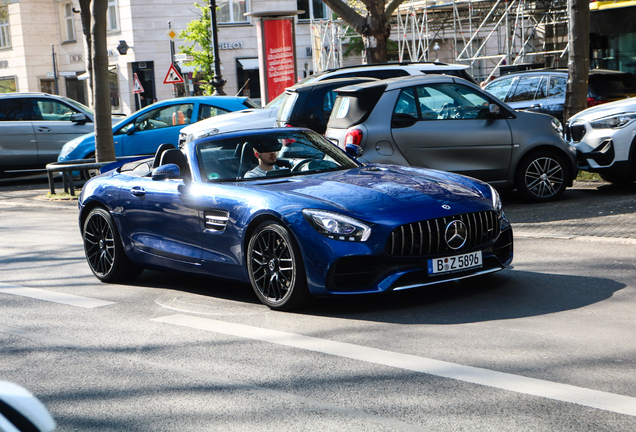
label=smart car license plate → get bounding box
[428,251,482,275]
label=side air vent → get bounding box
[204,210,229,231]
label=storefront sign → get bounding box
[262,18,296,103]
[220,41,244,50]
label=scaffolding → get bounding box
[394,0,570,80]
[310,19,351,73]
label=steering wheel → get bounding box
[139,119,153,131]
[291,158,314,172]
[439,103,459,119]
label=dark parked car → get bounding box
[79,128,513,310]
[484,68,636,122]
[275,77,377,134]
[325,74,577,203]
[0,92,125,176]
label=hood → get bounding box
[570,97,636,122]
[252,165,491,218]
[180,107,278,135]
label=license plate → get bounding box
[428,251,482,275]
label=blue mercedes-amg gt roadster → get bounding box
[78,128,513,310]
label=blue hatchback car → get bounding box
[78,127,513,311]
[58,96,258,165]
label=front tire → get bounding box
[83,207,142,283]
[516,151,568,203]
[246,221,311,311]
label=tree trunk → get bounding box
[361,2,390,64]
[564,0,590,122]
[78,0,93,105]
[91,0,115,163]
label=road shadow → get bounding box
[125,267,626,326]
[300,268,626,324]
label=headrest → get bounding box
[251,139,282,153]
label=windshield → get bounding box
[61,96,93,115]
[196,129,359,181]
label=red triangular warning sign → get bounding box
[132,73,144,94]
[164,64,184,84]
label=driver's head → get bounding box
[251,140,282,167]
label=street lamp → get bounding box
[209,0,226,95]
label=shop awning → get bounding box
[78,65,117,81]
[238,58,259,71]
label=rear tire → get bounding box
[83,207,143,283]
[515,150,569,203]
[246,221,311,311]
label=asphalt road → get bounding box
[1,177,635,431]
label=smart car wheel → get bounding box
[83,207,143,283]
[247,221,311,310]
[516,151,568,203]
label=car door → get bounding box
[119,173,202,266]
[544,75,567,121]
[0,97,38,170]
[118,102,196,156]
[390,82,513,182]
[32,98,94,165]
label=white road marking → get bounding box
[0,283,115,308]
[153,314,636,417]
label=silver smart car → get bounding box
[325,75,577,203]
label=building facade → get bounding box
[0,0,330,114]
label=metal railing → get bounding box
[45,156,144,196]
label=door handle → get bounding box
[130,186,145,197]
[530,104,542,109]
[37,127,51,132]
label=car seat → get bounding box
[159,148,190,178]
[152,143,176,168]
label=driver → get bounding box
[244,140,283,178]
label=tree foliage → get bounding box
[178,3,216,96]
[321,0,407,64]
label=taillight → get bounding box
[344,128,363,146]
[587,98,607,108]
[284,123,293,127]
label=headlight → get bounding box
[302,209,371,242]
[59,137,82,158]
[590,113,636,130]
[185,127,220,144]
[550,117,563,136]
[489,185,503,215]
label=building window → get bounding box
[0,6,11,48]
[0,76,16,93]
[217,0,248,24]
[63,3,75,42]
[297,0,327,20]
[107,0,120,32]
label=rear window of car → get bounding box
[328,85,387,128]
[276,92,299,122]
[589,73,636,96]
[509,75,543,102]
[485,77,514,101]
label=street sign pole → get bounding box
[168,22,177,99]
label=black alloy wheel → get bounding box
[247,221,310,310]
[83,207,142,283]
[516,151,568,202]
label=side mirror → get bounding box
[152,163,181,181]
[345,144,363,158]
[488,103,501,116]
[127,124,136,135]
[70,113,88,124]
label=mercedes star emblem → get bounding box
[445,220,467,250]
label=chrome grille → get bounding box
[386,211,499,256]
[204,210,229,231]
[566,123,586,142]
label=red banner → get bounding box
[263,18,296,102]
